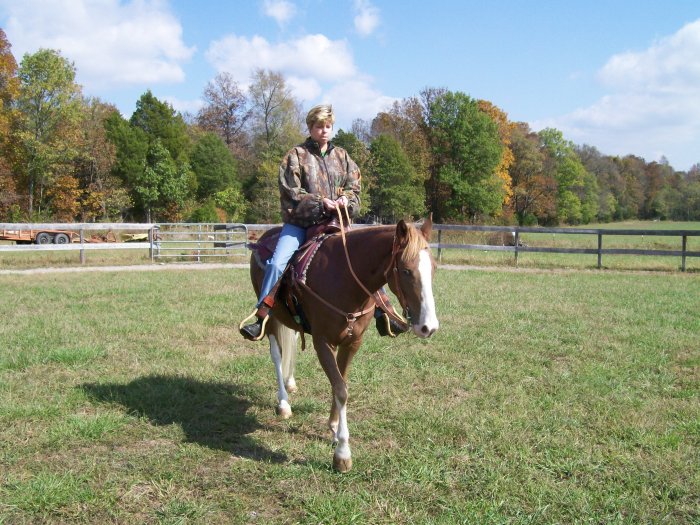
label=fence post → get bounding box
[682,235,687,272]
[149,226,155,262]
[597,233,603,269]
[437,229,442,264]
[79,228,85,265]
[514,230,519,267]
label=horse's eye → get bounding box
[402,269,411,276]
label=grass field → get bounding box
[1,266,698,524]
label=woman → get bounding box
[240,104,405,340]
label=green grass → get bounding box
[1,267,699,523]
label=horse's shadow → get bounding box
[81,375,286,463]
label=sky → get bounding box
[1,0,700,171]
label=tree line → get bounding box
[1,31,698,226]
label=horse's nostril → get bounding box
[421,325,429,334]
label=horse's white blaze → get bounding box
[334,398,351,460]
[269,335,291,414]
[413,249,439,338]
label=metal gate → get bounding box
[152,223,248,262]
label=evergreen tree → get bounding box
[130,90,191,163]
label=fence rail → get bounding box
[1,222,699,271]
[433,224,700,271]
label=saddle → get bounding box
[250,219,343,334]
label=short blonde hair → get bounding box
[306,104,335,130]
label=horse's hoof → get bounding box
[278,401,292,419]
[333,456,353,473]
[285,379,297,393]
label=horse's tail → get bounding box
[268,318,298,387]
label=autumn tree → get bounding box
[72,98,131,221]
[14,48,82,216]
[509,123,555,225]
[614,155,645,220]
[196,72,250,154]
[576,144,621,222]
[478,100,514,216]
[247,69,304,156]
[0,29,20,220]
[245,70,304,221]
[46,173,80,221]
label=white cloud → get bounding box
[286,76,322,101]
[206,33,357,85]
[353,0,380,37]
[536,19,700,170]
[262,0,296,26]
[163,96,204,116]
[2,0,194,88]
[205,31,393,129]
[325,79,396,129]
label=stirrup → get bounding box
[239,309,270,341]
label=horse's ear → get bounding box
[396,219,409,242]
[420,214,433,241]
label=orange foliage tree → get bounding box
[478,100,514,215]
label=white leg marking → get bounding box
[333,397,351,461]
[269,335,291,417]
[285,376,297,393]
[413,250,439,337]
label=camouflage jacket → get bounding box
[279,138,361,228]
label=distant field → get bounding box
[1,267,698,523]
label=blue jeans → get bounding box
[257,223,306,307]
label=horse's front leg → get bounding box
[314,338,354,472]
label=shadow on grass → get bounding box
[81,374,287,463]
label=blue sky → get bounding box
[2,0,700,170]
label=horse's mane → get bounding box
[401,224,429,263]
[345,223,428,263]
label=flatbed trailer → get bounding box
[0,228,79,245]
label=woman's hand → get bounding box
[335,195,348,208]
[322,197,337,211]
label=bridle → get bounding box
[335,206,411,329]
[382,235,413,325]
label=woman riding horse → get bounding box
[240,104,405,341]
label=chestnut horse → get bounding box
[248,217,439,472]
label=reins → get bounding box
[333,205,410,329]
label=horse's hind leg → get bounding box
[268,320,297,419]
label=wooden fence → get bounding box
[433,224,700,271]
[2,222,699,271]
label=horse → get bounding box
[247,216,439,472]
